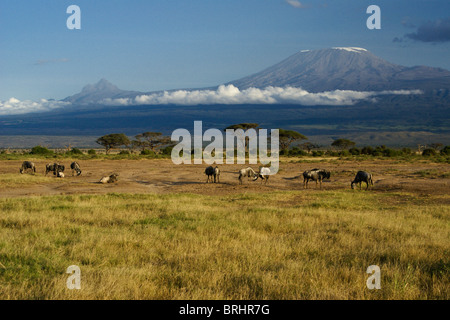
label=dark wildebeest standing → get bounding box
[45,163,57,175]
[45,163,65,176]
[70,162,82,176]
[351,171,373,190]
[205,166,220,183]
[55,164,65,176]
[303,169,331,189]
[20,161,36,174]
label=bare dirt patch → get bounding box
[0,158,449,199]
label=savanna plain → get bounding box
[0,157,448,299]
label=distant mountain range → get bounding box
[62,47,450,105]
[62,78,140,105]
[229,47,450,92]
[1,47,449,146]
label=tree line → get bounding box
[95,123,310,155]
[93,124,449,158]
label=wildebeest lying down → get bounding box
[70,162,82,176]
[303,169,330,189]
[100,173,119,184]
[253,167,271,185]
[205,166,220,183]
[351,171,373,190]
[238,167,257,185]
[20,161,36,174]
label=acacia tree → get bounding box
[331,138,356,150]
[96,133,131,154]
[301,142,320,153]
[224,123,260,153]
[132,132,171,153]
[279,129,307,153]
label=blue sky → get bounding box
[1,0,449,101]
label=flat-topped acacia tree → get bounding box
[331,138,356,150]
[132,132,171,153]
[224,123,260,153]
[279,129,307,153]
[96,133,131,154]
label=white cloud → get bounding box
[286,0,307,9]
[0,86,423,115]
[0,98,70,115]
[101,85,423,107]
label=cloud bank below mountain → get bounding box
[0,85,423,115]
[0,98,70,116]
[101,85,423,107]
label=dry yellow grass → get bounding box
[0,191,448,300]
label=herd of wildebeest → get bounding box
[18,160,374,190]
[18,160,118,184]
[209,165,373,190]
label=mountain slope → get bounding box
[63,78,142,105]
[229,47,450,92]
[61,48,450,105]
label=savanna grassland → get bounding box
[0,157,448,300]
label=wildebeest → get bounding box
[238,167,257,185]
[45,163,57,175]
[205,166,220,183]
[45,163,65,176]
[100,173,119,184]
[351,171,373,190]
[253,167,271,184]
[55,164,65,176]
[70,162,82,176]
[303,169,331,189]
[20,161,36,174]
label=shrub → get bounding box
[349,147,361,155]
[422,149,437,157]
[401,148,413,155]
[66,148,84,155]
[140,149,156,156]
[312,150,324,157]
[383,148,401,157]
[161,146,173,156]
[441,146,450,156]
[29,145,54,155]
[87,149,96,155]
[288,147,308,156]
[119,150,131,155]
[372,151,383,157]
[361,146,374,155]
[325,150,339,157]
